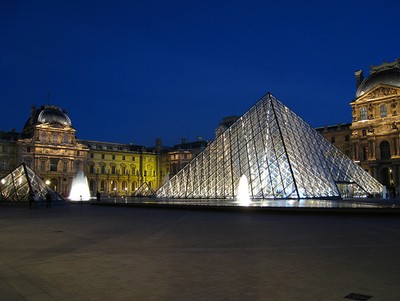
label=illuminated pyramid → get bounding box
[0,163,50,202]
[157,93,382,200]
[133,182,155,197]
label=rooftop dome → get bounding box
[22,105,72,136]
[37,106,72,126]
[356,59,400,98]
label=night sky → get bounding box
[1,1,400,147]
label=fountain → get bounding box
[237,175,251,206]
[68,170,91,201]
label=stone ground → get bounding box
[0,201,400,300]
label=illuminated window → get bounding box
[380,104,387,118]
[360,107,367,120]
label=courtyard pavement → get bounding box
[0,200,400,300]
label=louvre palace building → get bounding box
[1,58,400,197]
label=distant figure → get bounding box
[45,192,52,208]
[28,191,34,209]
[33,191,40,209]
[96,191,101,202]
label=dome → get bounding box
[37,107,72,126]
[356,67,400,98]
[22,105,72,135]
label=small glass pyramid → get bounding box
[0,163,50,202]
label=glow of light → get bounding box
[68,170,91,201]
[1,179,5,185]
[237,175,251,206]
[45,179,50,185]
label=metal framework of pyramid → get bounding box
[157,93,382,200]
[133,182,155,197]
[0,163,50,202]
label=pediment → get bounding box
[355,84,400,103]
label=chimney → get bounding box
[355,70,364,88]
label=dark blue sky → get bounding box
[1,0,400,146]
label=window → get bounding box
[89,165,94,174]
[40,161,46,171]
[122,156,125,160]
[63,134,69,143]
[63,161,68,172]
[362,146,367,160]
[90,153,94,158]
[27,146,31,153]
[362,129,367,136]
[380,104,388,118]
[360,107,367,120]
[50,159,58,171]
[41,132,47,142]
[101,154,105,159]
[52,133,58,143]
[111,165,116,174]
[0,160,6,171]
[330,136,335,143]
[101,165,106,174]
[345,135,350,142]
[112,155,115,160]
[380,141,391,159]
[132,156,135,161]
[122,166,126,175]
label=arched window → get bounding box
[122,181,127,192]
[360,107,367,120]
[89,180,96,193]
[380,104,388,118]
[380,141,391,159]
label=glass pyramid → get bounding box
[156,93,382,200]
[0,163,50,202]
[133,182,155,197]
